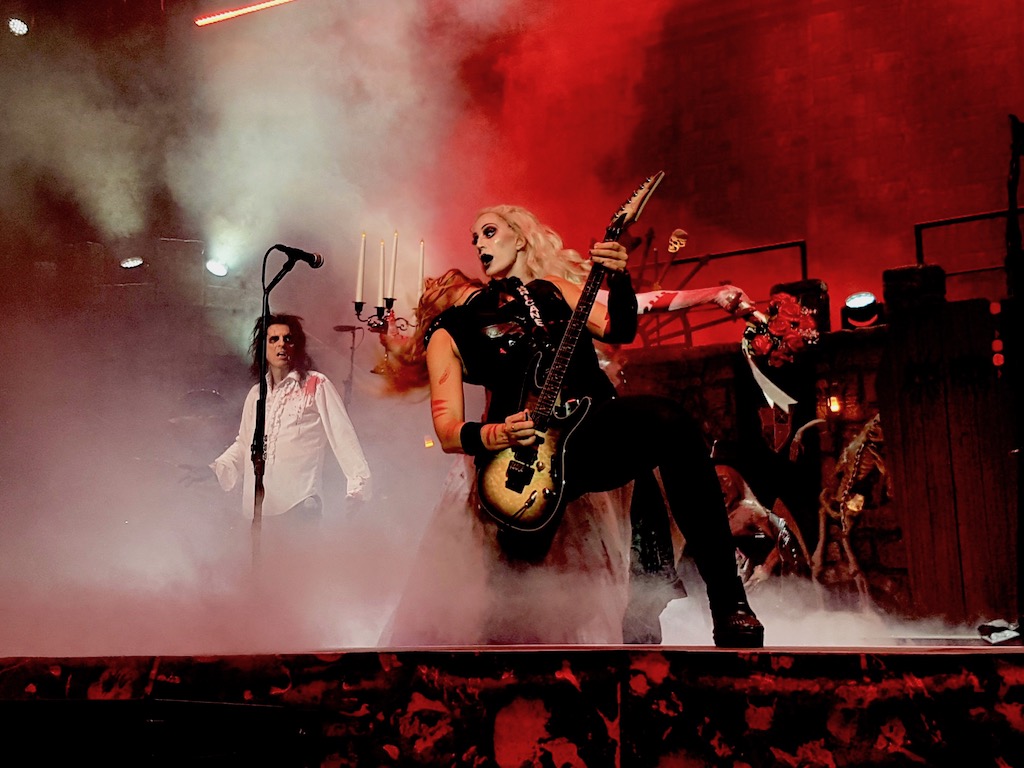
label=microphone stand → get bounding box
[331,324,361,406]
[250,248,302,572]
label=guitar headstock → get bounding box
[606,170,666,241]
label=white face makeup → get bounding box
[471,213,524,279]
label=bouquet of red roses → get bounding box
[742,292,819,367]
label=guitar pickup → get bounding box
[505,459,534,492]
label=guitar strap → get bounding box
[514,282,547,333]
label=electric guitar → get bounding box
[476,171,666,533]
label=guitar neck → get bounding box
[533,219,624,426]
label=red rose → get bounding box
[797,314,817,332]
[769,292,796,308]
[784,332,805,352]
[750,333,774,356]
[776,301,803,322]
[768,317,791,336]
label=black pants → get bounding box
[564,395,744,613]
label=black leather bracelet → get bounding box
[460,421,487,456]
[604,270,638,343]
[605,268,633,287]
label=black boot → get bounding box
[712,601,764,648]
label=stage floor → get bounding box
[2,640,1022,767]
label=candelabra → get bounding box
[353,297,417,376]
[353,297,414,334]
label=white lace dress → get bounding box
[380,455,633,645]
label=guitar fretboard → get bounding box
[531,212,628,430]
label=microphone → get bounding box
[275,244,324,269]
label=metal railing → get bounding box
[913,209,1014,283]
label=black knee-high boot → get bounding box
[623,470,688,644]
[658,417,764,648]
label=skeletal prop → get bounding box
[812,414,890,607]
[667,228,688,253]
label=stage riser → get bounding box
[0,649,1021,766]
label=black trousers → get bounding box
[564,395,744,612]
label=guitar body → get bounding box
[477,384,592,533]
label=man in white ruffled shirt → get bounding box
[211,313,371,524]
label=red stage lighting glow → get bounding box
[194,0,299,27]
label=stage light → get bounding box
[846,291,876,310]
[195,0,299,27]
[119,256,144,269]
[7,16,28,35]
[840,291,885,329]
[205,259,229,277]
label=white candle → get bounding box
[377,240,386,307]
[388,230,398,299]
[418,239,425,301]
[355,232,366,304]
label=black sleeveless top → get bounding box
[426,277,615,424]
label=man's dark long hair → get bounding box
[248,313,315,380]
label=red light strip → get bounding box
[194,0,299,27]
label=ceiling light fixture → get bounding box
[7,16,29,36]
[205,259,229,277]
[195,0,299,27]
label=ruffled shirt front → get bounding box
[212,370,371,518]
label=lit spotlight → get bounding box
[205,259,229,277]
[7,17,29,36]
[120,256,144,269]
[840,291,885,329]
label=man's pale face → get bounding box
[266,323,294,377]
